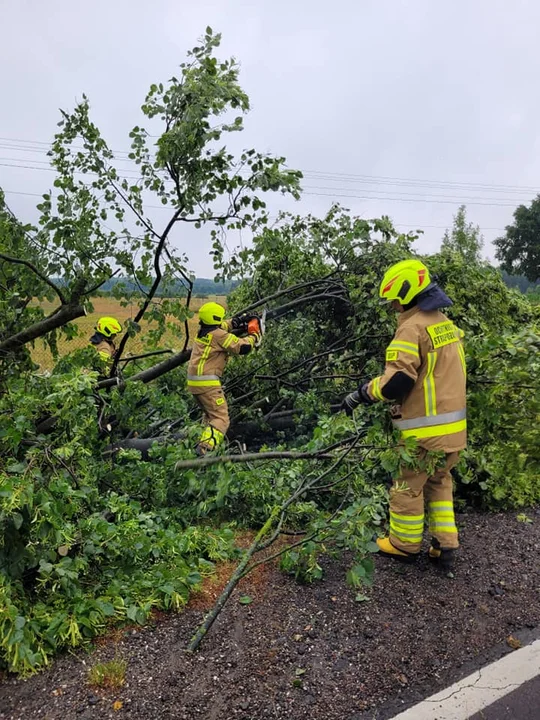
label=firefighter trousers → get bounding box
[193,387,230,450]
[389,450,459,553]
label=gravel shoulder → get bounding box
[1,509,539,720]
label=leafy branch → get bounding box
[0,252,67,304]
[187,435,363,651]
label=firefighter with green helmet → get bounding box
[342,259,467,572]
[187,302,262,455]
[89,316,122,363]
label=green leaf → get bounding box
[239,595,253,605]
[6,462,26,474]
[98,601,116,617]
[14,616,26,630]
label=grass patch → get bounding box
[88,658,127,690]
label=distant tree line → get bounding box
[99,276,239,296]
[60,270,540,299]
[501,270,539,295]
[52,276,240,298]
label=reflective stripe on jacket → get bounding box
[187,323,256,394]
[368,306,467,451]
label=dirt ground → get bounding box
[1,509,539,720]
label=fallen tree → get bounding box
[1,28,539,680]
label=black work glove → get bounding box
[231,312,260,332]
[341,384,374,416]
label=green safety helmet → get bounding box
[379,259,431,306]
[198,302,226,325]
[96,316,122,337]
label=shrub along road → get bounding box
[1,508,539,720]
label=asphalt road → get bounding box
[468,675,540,720]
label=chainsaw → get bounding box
[246,309,266,337]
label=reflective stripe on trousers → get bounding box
[428,500,457,535]
[389,511,424,545]
[187,374,221,388]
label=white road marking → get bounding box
[389,638,540,720]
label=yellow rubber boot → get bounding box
[377,537,418,564]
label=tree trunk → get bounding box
[187,510,279,652]
[96,348,192,389]
[0,303,86,353]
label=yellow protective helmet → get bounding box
[96,316,122,337]
[198,302,226,325]
[379,259,431,305]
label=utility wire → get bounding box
[303,169,540,194]
[1,188,507,232]
[302,190,519,207]
[0,135,538,194]
[0,162,529,207]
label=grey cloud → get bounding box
[2,0,540,273]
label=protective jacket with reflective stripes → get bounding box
[92,339,116,362]
[187,322,257,395]
[367,306,467,452]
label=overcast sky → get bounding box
[2,0,539,275]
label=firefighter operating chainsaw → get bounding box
[187,302,263,455]
[342,259,467,573]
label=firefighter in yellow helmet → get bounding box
[342,259,466,572]
[89,316,122,363]
[187,302,262,455]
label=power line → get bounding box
[2,189,42,197]
[0,135,539,194]
[0,140,134,162]
[2,188,170,213]
[0,155,134,171]
[303,169,540,194]
[302,190,519,207]
[0,137,54,146]
[303,184,525,204]
[394,223,505,231]
[1,145,533,196]
[1,188,507,232]
[0,160,140,179]
[0,161,529,207]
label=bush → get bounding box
[457,328,540,508]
